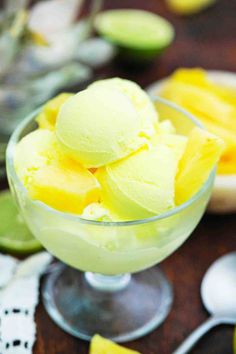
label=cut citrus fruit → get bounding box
[0,190,42,254]
[175,127,225,205]
[90,335,141,354]
[95,10,174,62]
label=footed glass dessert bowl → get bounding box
[6,97,215,342]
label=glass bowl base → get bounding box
[42,263,173,342]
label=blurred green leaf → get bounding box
[9,9,28,38]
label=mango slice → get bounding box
[14,129,101,214]
[28,162,101,214]
[36,93,73,130]
[160,68,236,174]
[175,127,225,204]
[90,335,141,354]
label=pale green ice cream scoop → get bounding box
[96,144,179,221]
[56,86,148,168]
[89,77,158,137]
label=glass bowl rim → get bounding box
[6,96,215,227]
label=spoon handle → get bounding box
[172,316,222,354]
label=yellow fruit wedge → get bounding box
[36,93,73,130]
[189,109,236,174]
[159,68,236,175]
[14,129,101,214]
[175,127,225,205]
[90,335,141,354]
[171,68,208,86]
[28,162,101,214]
[161,81,236,132]
[166,0,216,15]
[172,69,236,105]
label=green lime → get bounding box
[0,190,42,254]
[95,9,175,62]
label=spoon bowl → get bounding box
[202,252,236,318]
[174,252,236,354]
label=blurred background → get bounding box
[0,0,235,141]
[0,1,235,353]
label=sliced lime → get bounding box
[0,190,43,254]
[95,10,174,62]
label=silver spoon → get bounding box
[173,252,236,354]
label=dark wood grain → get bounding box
[2,0,236,353]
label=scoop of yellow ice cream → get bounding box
[151,132,187,161]
[96,144,179,221]
[56,86,147,168]
[14,129,101,214]
[36,93,73,130]
[89,77,158,136]
[14,129,61,185]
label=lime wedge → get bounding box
[95,10,174,62]
[0,190,42,254]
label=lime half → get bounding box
[0,190,42,254]
[95,9,174,61]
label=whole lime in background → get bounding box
[95,9,175,63]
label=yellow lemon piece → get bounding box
[36,93,73,130]
[166,0,216,15]
[28,162,101,214]
[14,129,101,214]
[175,127,225,205]
[90,335,141,354]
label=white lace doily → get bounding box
[0,252,52,354]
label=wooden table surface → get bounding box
[2,0,236,353]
